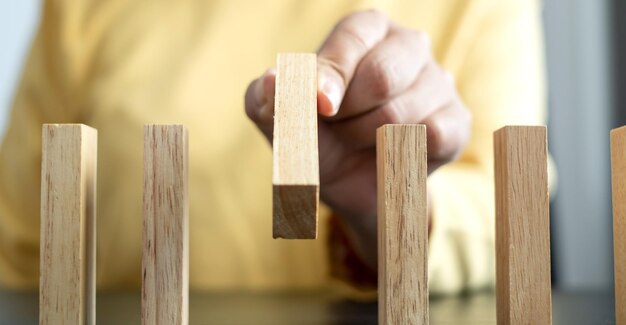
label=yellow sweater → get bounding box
[0,0,545,294]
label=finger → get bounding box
[244,69,276,138]
[330,62,454,149]
[423,100,472,169]
[333,28,432,121]
[317,10,389,116]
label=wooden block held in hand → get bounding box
[142,125,189,325]
[612,126,626,325]
[494,126,552,325]
[272,53,319,239]
[40,124,97,325]
[377,124,428,325]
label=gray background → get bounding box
[0,1,618,291]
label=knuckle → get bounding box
[426,116,450,160]
[337,25,370,55]
[428,119,443,154]
[380,101,403,125]
[345,9,387,24]
[318,57,350,86]
[362,9,387,22]
[368,59,395,99]
[422,61,439,81]
[428,104,472,161]
[442,69,455,85]
[407,30,432,59]
[334,9,388,48]
[413,30,431,49]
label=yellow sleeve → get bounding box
[428,0,547,294]
[0,1,89,287]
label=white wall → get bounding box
[0,1,40,140]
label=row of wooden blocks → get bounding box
[38,52,626,325]
[40,122,626,325]
[375,124,626,325]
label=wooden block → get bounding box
[494,126,552,324]
[377,124,428,325]
[142,125,189,325]
[612,126,626,324]
[40,124,97,325]
[272,53,319,239]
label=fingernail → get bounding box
[319,74,343,115]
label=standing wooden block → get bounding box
[142,125,189,325]
[612,126,626,324]
[494,126,552,324]
[40,124,97,325]
[272,53,319,239]
[377,124,428,325]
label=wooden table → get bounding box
[0,289,615,324]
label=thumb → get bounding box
[317,60,346,117]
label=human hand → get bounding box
[245,10,471,266]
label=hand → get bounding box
[245,10,471,268]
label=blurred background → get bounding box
[0,1,622,292]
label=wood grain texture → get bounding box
[40,124,97,325]
[494,126,552,325]
[377,124,428,325]
[272,53,319,239]
[142,125,189,325]
[612,126,626,325]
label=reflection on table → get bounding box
[0,289,615,324]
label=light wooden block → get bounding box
[494,126,552,324]
[142,125,189,325]
[272,53,319,239]
[40,124,97,325]
[612,126,626,324]
[377,124,428,325]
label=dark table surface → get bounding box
[0,289,615,324]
